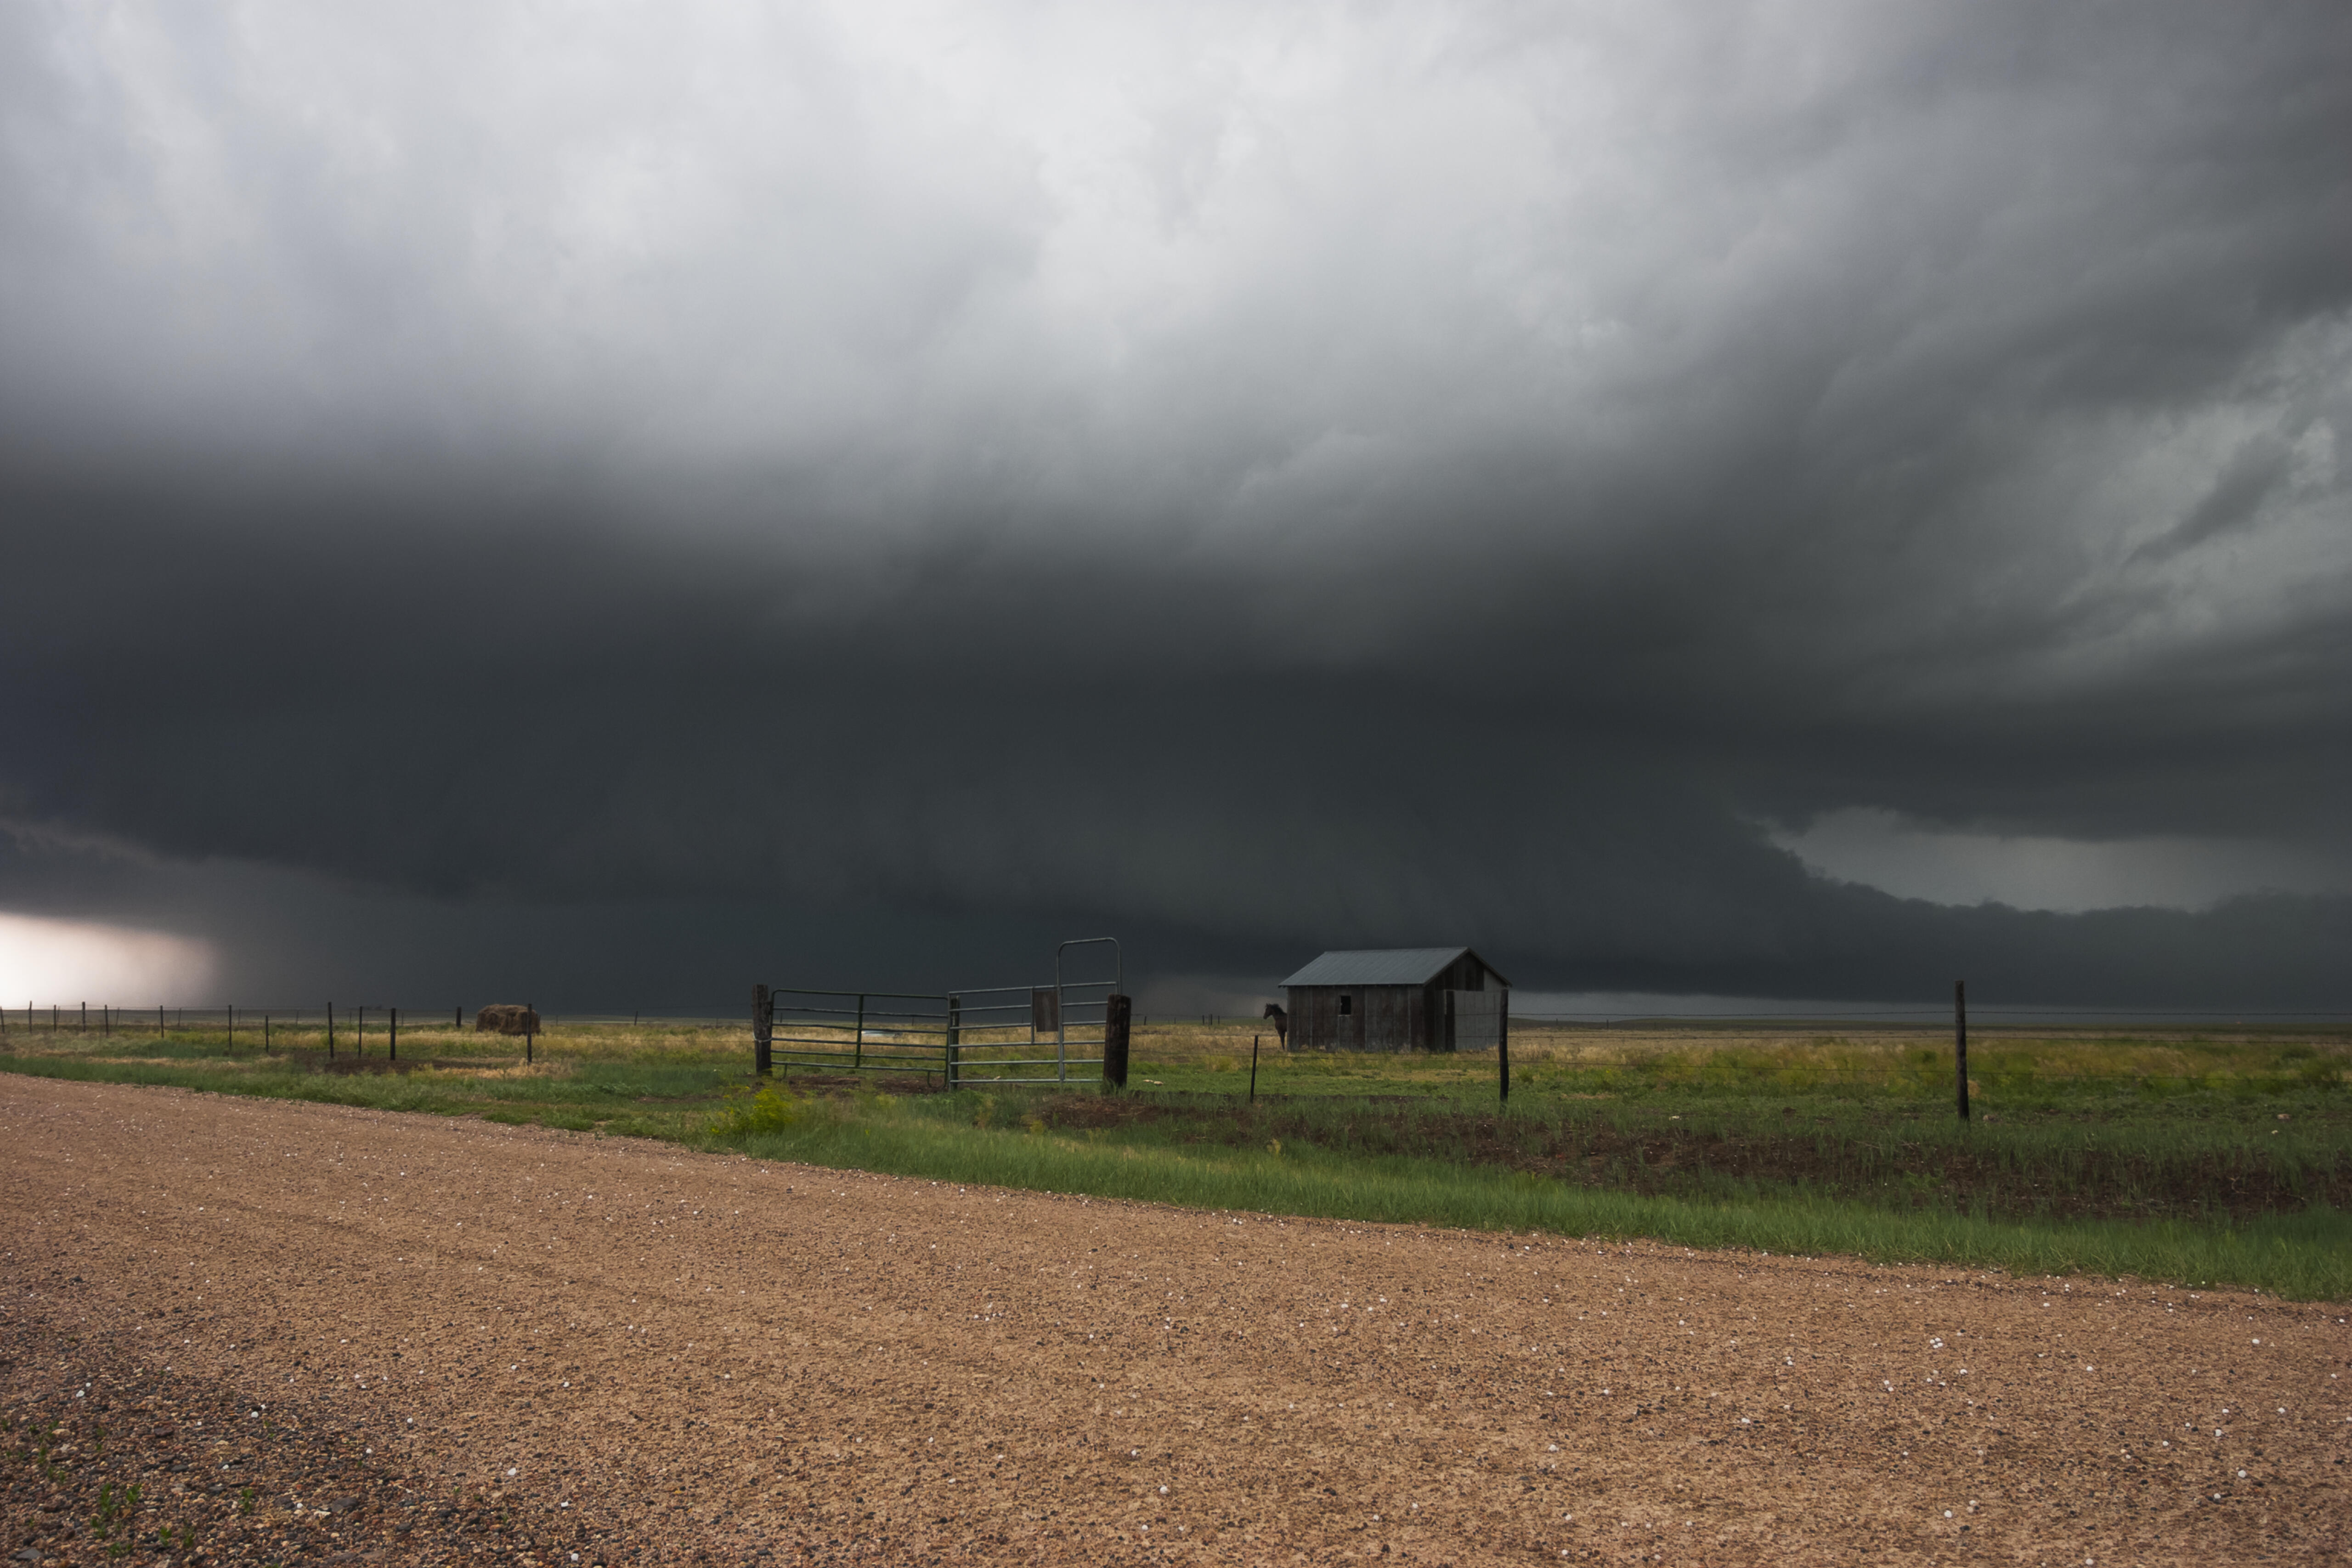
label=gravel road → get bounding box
[3,1077,2345,1565]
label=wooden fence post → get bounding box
[1955,980,1970,1123]
[1102,993,1131,1092]
[752,985,773,1077]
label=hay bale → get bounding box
[475,1004,540,1035]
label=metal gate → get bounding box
[752,938,1121,1088]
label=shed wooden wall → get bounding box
[1286,985,1429,1052]
[1434,953,1495,992]
[1444,987,1507,1052]
[1283,951,1511,1052]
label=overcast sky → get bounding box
[4,1,2348,1011]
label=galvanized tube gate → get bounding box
[752,939,1123,1089]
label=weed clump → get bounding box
[707,1083,812,1137]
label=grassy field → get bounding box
[4,1014,2346,1297]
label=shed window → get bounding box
[1338,995,1353,1015]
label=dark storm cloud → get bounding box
[3,1,2349,1006]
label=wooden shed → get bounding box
[1278,947,1510,1053]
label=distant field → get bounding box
[4,1014,2347,1297]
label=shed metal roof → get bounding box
[1278,947,1508,988]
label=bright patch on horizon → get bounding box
[1774,809,2351,914]
[0,912,215,1004]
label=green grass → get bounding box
[0,1020,742,1143]
[716,1093,2352,1300]
[3,1016,2347,1299]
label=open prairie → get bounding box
[6,1016,2348,1296]
[4,1076,2346,1566]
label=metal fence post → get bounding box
[853,994,865,1071]
[945,994,961,1090]
[390,1006,398,1062]
[752,984,773,1077]
[327,1002,335,1058]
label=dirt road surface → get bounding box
[4,1078,2346,1565]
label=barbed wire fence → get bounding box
[6,997,2344,1110]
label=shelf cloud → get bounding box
[5,1,2349,1007]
